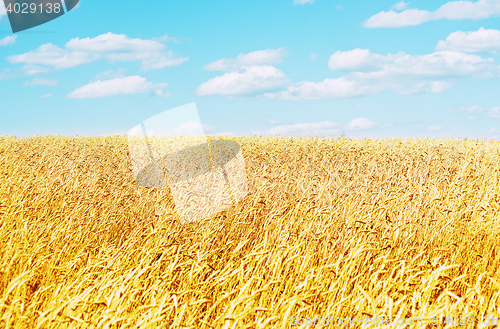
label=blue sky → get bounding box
[1,0,500,139]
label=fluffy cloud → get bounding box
[487,106,500,118]
[66,33,165,53]
[391,1,410,11]
[0,36,16,47]
[7,43,98,70]
[364,0,500,28]
[196,65,289,97]
[293,0,315,4]
[344,50,495,79]
[199,46,496,100]
[7,33,187,73]
[364,9,432,27]
[153,89,172,98]
[203,48,287,71]
[448,105,483,112]
[198,48,289,97]
[266,48,485,100]
[151,34,181,43]
[430,81,453,93]
[23,78,58,86]
[40,94,52,98]
[436,27,500,53]
[328,49,494,91]
[264,77,368,100]
[433,0,500,20]
[253,121,339,137]
[328,48,403,71]
[448,105,500,118]
[346,117,376,130]
[67,76,168,99]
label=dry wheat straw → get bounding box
[1,135,500,328]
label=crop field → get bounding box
[2,134,500,328]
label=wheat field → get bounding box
[1,134,500,328]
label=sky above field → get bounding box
[1,0,500,139]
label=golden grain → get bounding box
[1,135,500,327]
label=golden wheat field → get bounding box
[2,134,500,328]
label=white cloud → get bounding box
[169,121,208,135]
[7,33,187,73]
[23,78,58,86]
[203,48,287,71]
[20,65,50,75]
[344,50,495,80]
[66,33,165,53]
[199,47,497,101]
[151,34,181,43]
[40,94,52,98]
[449,105,483,112]
[7,43,101,70]
[153,89,172,98]
[329,49,493,82]
[310,53,318,61]
[364,0,500,28]
[328,48,403,71]
[449,105,500,118]
[436,27,500,53]
[294,0,315,4]
[346,117,376,130]
[93,68,127,80]
[104,49,187,70]
[391,1,410,11]
[264,48,493,100]
[264,77,368,100]
[270,120,281,124]
[487,106,500,118]
[0,36,16,47]
[336,5,344,10]
[429,81,453,93]
[468,115,479,119]
[67,76,168,99]
[67,33,188,70]
[433,0,500,20]
[253,121,339,137]
[196,65,289,97]
[127,125,144,137]
[199,48,289,98]
[428,124,445,131]
[486,127,498,133]
[364,9,432,27]
[202,124,217,133]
